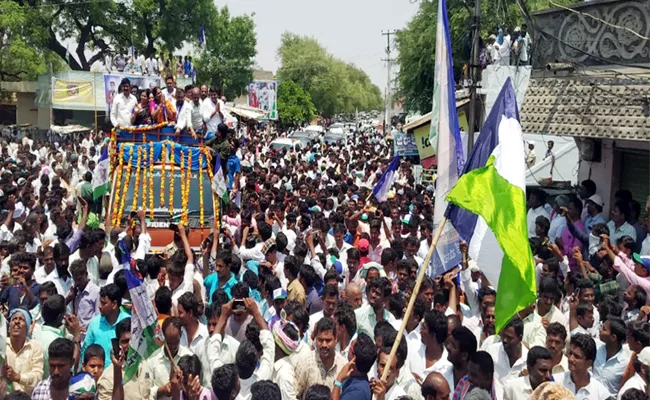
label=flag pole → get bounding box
[379,216,449,383]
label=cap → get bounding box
[358,238,370,252]
[350,194,360,201]
[639,347,650,367]
[468,260,480,272]
[16,177,26,186]
[402,214,412,225]
[273,288,287,301]
[333,260,343,275]
[632,253,650,272]
[310,205,322,213]
[514,26,521,32]
[587,194,605,208]
[70,154,79,162]
[359,262,387,279]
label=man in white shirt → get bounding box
[375,343,408,400]
[162,75,176,103]
[407,309,452,381]
[521,277,568,348]
[552,333,610,400]
[109,78,137,128]
[486,317,528,384]
[202,88,224,139]
[527,189,550,238]
[503,346,553,400]
[178,88,203,138]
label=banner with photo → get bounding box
[247,80,278,120]
[392,131,419,156]
[104,74,162,113]
[51,78,94,107]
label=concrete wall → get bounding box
[577,138,650,216]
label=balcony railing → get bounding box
[531,0,650,69]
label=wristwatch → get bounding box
[334,380,343,388]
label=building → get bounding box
[520,0,650,215]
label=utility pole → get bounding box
[382,29,396,133]
[467,0,481,151]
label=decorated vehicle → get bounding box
[107,123,217,250]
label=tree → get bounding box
[194,8,256,101]
[5,0,255,74]
[395,0,577,113]
[277,80,316,127]
[277,32,382,117]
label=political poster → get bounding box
[104,74,162,113]
[247,80,278,120]
[392,131,419,157]
[51,78,94,107]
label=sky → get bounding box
[218,0,420,89]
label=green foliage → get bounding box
[4,0,256,82]
[395,0,578,114]
[277,32,382,117]
[194,7,257,100]
[277,80,316,127]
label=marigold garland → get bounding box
[142,147,148,216]
[160,143,166,208]
[184,149,193,226]
[180,148,185,221]
[111,144,126,226]
[149,143,155,219]
[198,152,204,228]
[119,122,169,132]
[169,142,175,215]
[118,146,135,224]
[132,146,142,211]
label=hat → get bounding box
[402,214,412,225]
[309,205,322,213]
[333,260,343,275]
[16,177,26,186]
[284,182,293,191]
[489,34,497,40]
[350,194,360,202]
[632,253,650,272]
[587,194,605,208]
[514,26,521,32]
[639,347,650,367]
[358,238,370,252]
[70,154,79,162]
[273,288,287,301]
[12,202,25,219]
[468,260,480,272]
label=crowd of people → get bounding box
[484,25,533,67]
[0,83,648,400]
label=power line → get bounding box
[548,0,649,41]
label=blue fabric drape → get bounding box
[118,142,210,171]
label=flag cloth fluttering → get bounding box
[372,155,400,203]
[91,148,110,200]
[199,26,206,50]
[119,243,161,382]
[446,78,537,332]
[427,0,465,277]
[212,153,229,203]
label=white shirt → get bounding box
[548,214,567,242]
[593,344,630,395]
[385,383,408,400]
[163,87,176,103]
[503,376,532,400]
[202,99,224,134]
[617,373,646,400]
[522,305,568,348]
[206,333,240,372]
[407,343,452,380]
[272,357,297,400]
[109,93,137,127]
[170,263,195,308]
[552,371,611,400]
[308,311,325,337]
[486,342,528,384]
[527,206,551,238]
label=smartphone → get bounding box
[111,338,121,359]
[233,299,246,312]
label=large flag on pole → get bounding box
[91,147,110,200]
[119,242,161,382]
[212,153,228,203]
[372,155,400,202]
[446,78,536,332]
[427,0,465,277]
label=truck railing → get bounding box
[113,122,205,146]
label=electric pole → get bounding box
[382,29,396,133]
[467,0,481,150]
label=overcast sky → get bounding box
[219,0,420,89]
